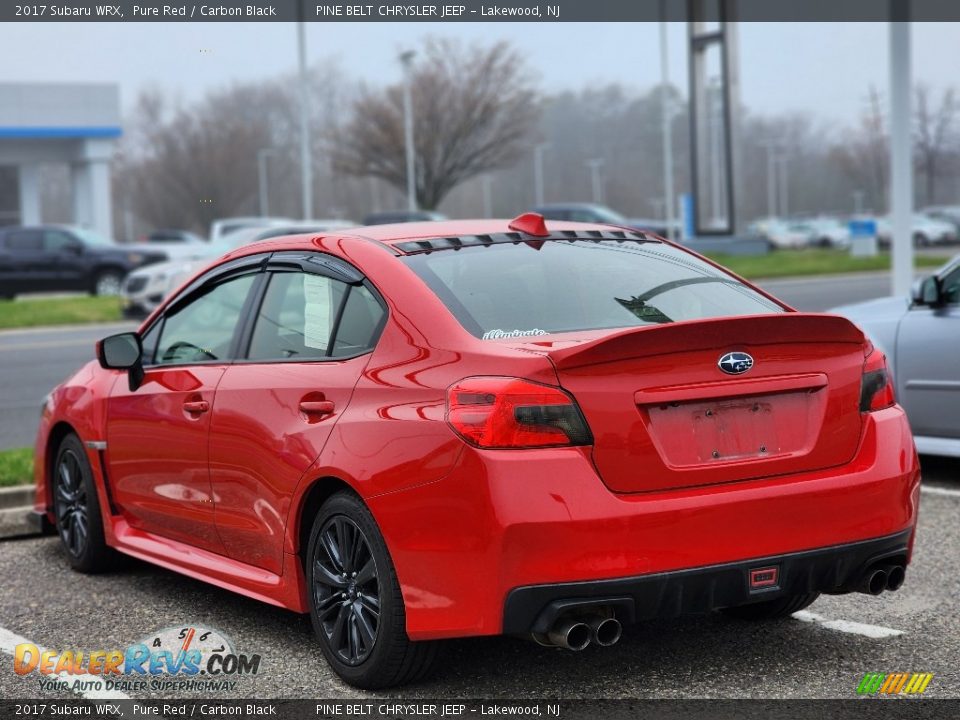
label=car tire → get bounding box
[53,434,116,573]
[721,592,819,621]
[913,233,929,248]
[306,491,438,689]
[0,292,14,300]
[92,270,124,296]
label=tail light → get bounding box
[860,345,896,412]
[446,376,593,449]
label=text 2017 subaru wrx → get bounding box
[33,214,920,688]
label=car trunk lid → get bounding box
[511,313,867,493]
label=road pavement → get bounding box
[0,272,902,451]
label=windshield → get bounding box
[403,240,783,338]
[71,228,116,247]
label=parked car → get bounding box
[625,217,682,238]
[535,203,627,225]
[140,229,208,245]
[876,214,957,247]
[35,213,919,689]
[746,218,812,249]
[921,205,960,234]
[122,221,357,317]
[831,253,960,457]
[0,225,166,298]
[362,210,447,225]
[209,216,291,243]
[788,216,852,248]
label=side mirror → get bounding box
[97,332,144,391]
[916,276,944,307]
[910,277,925,304]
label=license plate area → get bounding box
[643,391,819,467]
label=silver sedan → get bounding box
[831,255,960,457]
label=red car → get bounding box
[33,214,920,688]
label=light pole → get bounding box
[533,143,549,207]
[296,5,313,220]
[659,14,676,240]
[587,158,605,205]
[399,50,417,212]
[760,140,779,218]
[482,175,493,218]
[889,18,913,297]
[777,153,789,218]
[257,148,276,217]
[853,189,864,214]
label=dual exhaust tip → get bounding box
[544,615,622,651]
[857,563,906,595]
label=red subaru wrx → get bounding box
[33,215,920,688]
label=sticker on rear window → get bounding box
[481,328,547,340]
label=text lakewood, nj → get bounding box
[315,4,559,18]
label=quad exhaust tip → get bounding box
[588,616,622,647]
[546,619,592,651]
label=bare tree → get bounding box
[914,83,958,205]
[832,87,888,212]
[332,39,541,210]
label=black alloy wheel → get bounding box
[54,446,90,559]
[312,515,381,666]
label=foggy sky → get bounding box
[2,22,958,129]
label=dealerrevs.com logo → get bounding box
[14,626,261,694]
[857,672,934,696]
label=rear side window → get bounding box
[247,271,385,362]
[402,240,783,338]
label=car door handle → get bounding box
[299,400,335,415]
[183,400,210,414]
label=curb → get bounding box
[0,505,41,540]
[0,321,137,337]
[0,485,35,509]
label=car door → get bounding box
[42,229,86,289]
[3,229,52,291]
[105,260,263,551]
[208,252,387,574]
[896,263,960,439]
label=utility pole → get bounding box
[587,158,605,205]
[296,3,313,220]
[777,154,789,218]
[257,148,276,217]
[533,143,549,207]
[659,14,675,240]
[889,17,913,297]
[760,141,778,218]
[399,50,417,212]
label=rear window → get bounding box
[401,240,783,338]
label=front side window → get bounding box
[154,274,255,365]
[402,240,783,338]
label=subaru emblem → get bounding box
[718,351,754,375]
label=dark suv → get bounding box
[0,226,166,299]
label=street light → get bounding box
[257,148,276,217]
[296,2,313,220]
[399,49,417,212]
[586,158,605,205]
[533,143,550,207]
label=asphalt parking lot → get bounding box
[0,462,957,701]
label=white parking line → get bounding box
[0,626,131,700]
[792,610,904,639]
[921,485,960,498]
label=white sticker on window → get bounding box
[482,328,547,340]
[303,274,331,350]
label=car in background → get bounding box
[876,214,957,247]
[535,203,628,225]
[140,229,208,245]
[746,218,812,249]
[362,210,447,225]
[209,216,292,243]
[921,205,960,234]
[788,216,851,248]
[36,213,919,688]
[0,225,167,298]
[831,253,960,457]
[625,217,682,238]
[121,220,357,317]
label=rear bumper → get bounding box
[503,529,911,635]
[368,406,920,641]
